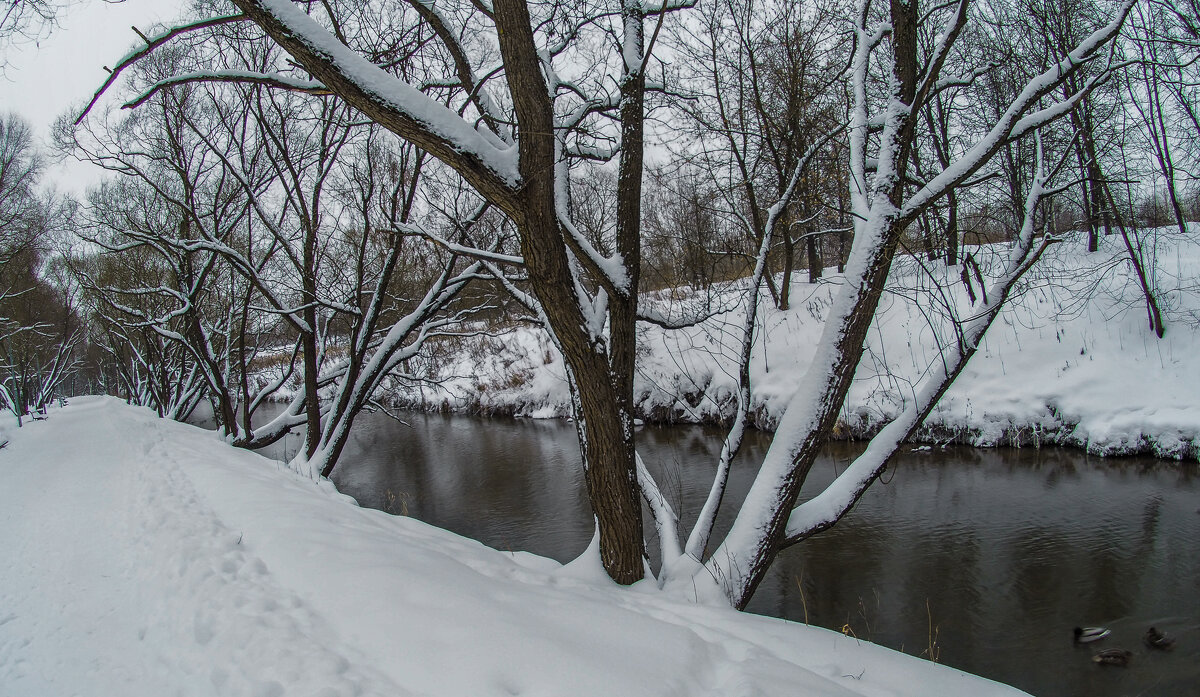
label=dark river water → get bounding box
[216,407,1200,697]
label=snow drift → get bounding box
[0,397,1030,696]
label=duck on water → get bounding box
[1092,648,1132,667]
[1145,627,1175,650]
[1073,627,1111,643]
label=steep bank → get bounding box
[386,227,1199,460]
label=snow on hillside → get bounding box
[0,397,1029,697]
[393,228,1200,460]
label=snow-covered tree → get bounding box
[639,0,1136,607]
[70,22,488,478]
[82,0,1134,603]
[0,112,78,424]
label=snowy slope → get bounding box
[391,229,1200,460]
[0,397,1029,697]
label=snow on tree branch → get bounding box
[230,0,521,200]
[75,14,250,124]
[122,71,333,111]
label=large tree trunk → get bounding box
[301,241,321,460]
[604,0,650,581]
[494,0,644,584]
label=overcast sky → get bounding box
[0,0,187,195]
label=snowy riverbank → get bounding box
[388,228,1200,460]
[0,397,1028,696]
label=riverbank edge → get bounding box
[268,230,1200,464]
[377,389,1199,462]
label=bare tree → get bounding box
[71,16,490,479]
[0,0,55,45]
[1124,2,1190,236]
[82,0,1132,604]
[671,0,847,308]
[299,129,487,480]
[0,113,48,264]
[0,112,77,424]
[1,245,80,425]
[639,0,1135,608]
[641,167,736,290]
[75,241,209,420]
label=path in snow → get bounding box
[0,398,1029,697]
[0,398,399,697]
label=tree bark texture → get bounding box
[494,0,644,584]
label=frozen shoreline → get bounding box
[377,228,1199,461]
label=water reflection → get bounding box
[232,407,1200,697]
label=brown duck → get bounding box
[1145,627,1175,650]
[1092,648,1132,666]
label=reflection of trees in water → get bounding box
[357,413,592,560]
[1140,494,1163,545]
[736,442,1196,696]
[1007,528,1139,621]
[754,517,889,633]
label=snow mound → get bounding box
[0,398,1028,696]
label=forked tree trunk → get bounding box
[725,214,905,609]
[716,0,924,609]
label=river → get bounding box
[212,406,1200,697]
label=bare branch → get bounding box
[75,14,250,124]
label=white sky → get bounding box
[0,0,188,196]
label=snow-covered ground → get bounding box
[0,397,1029,697]
[395,229,1200,460]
